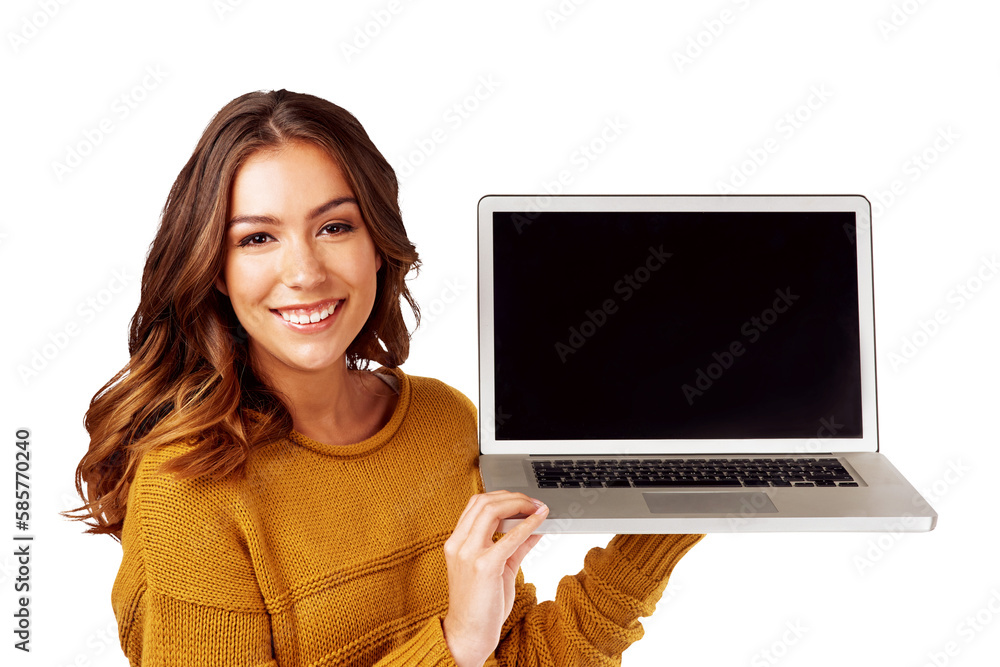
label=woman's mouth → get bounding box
[270,299,343,330]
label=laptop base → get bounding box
[481,452,937,533]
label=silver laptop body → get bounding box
[477,194,937,533]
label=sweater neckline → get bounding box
[286,366,410,458]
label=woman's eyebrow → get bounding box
[227,196,359,227]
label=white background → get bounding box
[2,1,998,665]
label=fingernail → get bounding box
[534,503,548,515]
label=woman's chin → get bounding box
[284,355,346,374]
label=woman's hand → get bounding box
[442,491,549,667]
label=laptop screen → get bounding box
[489,208,865,444]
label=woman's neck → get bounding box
[255,355,395,447]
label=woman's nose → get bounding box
[281,239,326,290]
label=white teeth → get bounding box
[278,301,340,325]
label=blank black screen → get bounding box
[491,210,863,440]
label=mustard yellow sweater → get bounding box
[111,367,704,666]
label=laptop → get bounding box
[477,194,938,533]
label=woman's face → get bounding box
[217,141,382,379]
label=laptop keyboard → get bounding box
[531,458,858,489]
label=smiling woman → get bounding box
[63,89,702,667]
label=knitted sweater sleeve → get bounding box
[487,532,704,666]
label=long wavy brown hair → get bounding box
[64,89,421,540]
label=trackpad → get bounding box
[644,491,778,514]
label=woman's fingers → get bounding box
[448,490,507,547]
[482,503,548,572]
[496,503,547,549]
[463,494,545,550]
[447,492,546,559]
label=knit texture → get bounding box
[111,367,704,666]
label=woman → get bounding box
[67,89,704,666]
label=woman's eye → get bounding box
[237,232,272,247]
[322,223,355,236]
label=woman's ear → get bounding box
[376,252,383,272]
[215,275,229,297]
